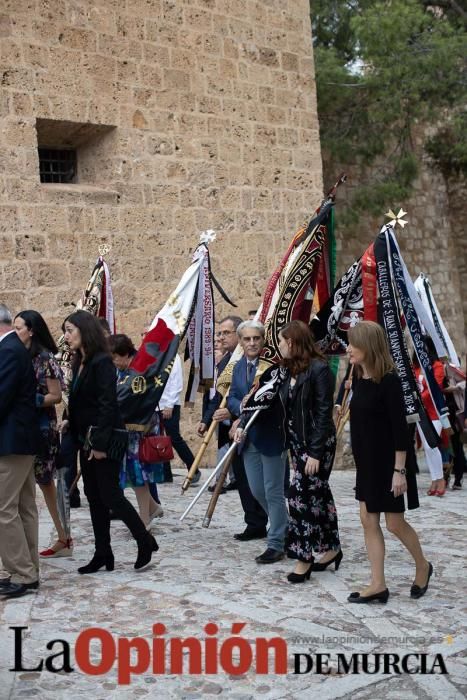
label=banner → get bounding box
[117,244,214,427]
[414,274,460,367]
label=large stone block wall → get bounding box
[1,0,323,466]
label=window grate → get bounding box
[38,148,77,184]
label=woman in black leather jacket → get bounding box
[63,311,158,574]
[278,321,342,583]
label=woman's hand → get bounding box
[304,456,319,475]
[391,471,407,497]
[162,407,173,420]
[89,449,107,461]
[234,427,244,444]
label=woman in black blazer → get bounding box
[63,311,158,574]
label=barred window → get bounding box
[38,147,77,184]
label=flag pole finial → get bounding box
[385,208,408,229]
[199,229,216,245]
[98,243,111,256]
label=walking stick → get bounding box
[181,395,228,494]
[202,447,236,528]
[180,410,259,522]
[336,365,353,439]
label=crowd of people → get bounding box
[0,302,465,601]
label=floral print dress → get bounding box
[33,351,65,486]
[286,383,340,562]
[116,367,164,488]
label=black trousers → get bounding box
[163,405,195,468]
[232,450,268,532]
[80,452,148,556]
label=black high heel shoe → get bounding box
[410,562,433,599]
[347,588,389,604]
[134,534,159,570]
[287,563,313,584]
[78,553,114,575]
[311,549,343,572]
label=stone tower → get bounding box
[1,0,323,341]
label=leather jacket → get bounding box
[280,359,335,460]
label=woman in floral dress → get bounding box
[14,310,70,557]
[278,321,341,583]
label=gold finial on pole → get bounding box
[98,243,111,256]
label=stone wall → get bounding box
[0,0,323,466]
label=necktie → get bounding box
[247,362,255,386]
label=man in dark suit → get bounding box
[0,304,41,599]
[197,315,268,540]
[229,321,288,563]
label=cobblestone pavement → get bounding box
[1,469,466,699]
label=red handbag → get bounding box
[139,418,174,463]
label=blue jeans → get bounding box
[243,443,288,551]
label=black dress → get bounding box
[350,372,419,513]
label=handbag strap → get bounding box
[143,407,167,436]
[158,408,167,436]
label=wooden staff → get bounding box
[202,447,236,528]
[181,395,228,493]
[336,364,353,439]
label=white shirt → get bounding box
[158,354,183,410]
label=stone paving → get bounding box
[1,468,466,700]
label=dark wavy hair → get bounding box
[64,310,109,368]
[108,333,136,357]
[279,320,326,376]
[15,310,58,358]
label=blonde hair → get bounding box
[347,321,395,383]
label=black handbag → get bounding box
[84,426,129,462]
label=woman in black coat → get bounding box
[278,321,341,583]
[63,311,158,574]
[346,321,432,604]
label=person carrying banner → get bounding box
[412,337,451,496]
[346,321,432,603]
[231,321,288,564]
[198,315,268,540]
[109,333,164,525]
[277,321,341,583]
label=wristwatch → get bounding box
[394,468,406,476]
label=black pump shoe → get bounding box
[287,564,313,583]
[78,553,114,574]
[348,588,389,604]
[311,549,343,572]
[410,562,433,599]
[135,534,159,570]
